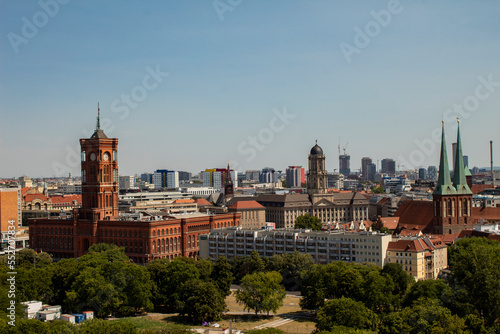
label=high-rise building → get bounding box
[286,166,305,188]
[339,155,350,176]
[367,163,377,182]
[418,168,427,180]
[463,155,469,168]
[361,157,372,180]
[327,173,344,189]
[427,166,438,180]
[203,168,237,189]
[153,170,179,189]
[245,170,260,181]
[119,176,136,190]
[178,171,192,182]
[259,168,277,183]
[141,173,153,184]
[381,159,396,176]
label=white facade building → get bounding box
[199,227,391,266]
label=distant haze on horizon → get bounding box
[1,1,499,178]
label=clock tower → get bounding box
[79,107,119,221]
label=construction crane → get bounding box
[343,142,349,155]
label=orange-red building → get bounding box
[29,114,240,263]
[0,187,21,233]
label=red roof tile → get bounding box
[228,200,264,210]
[50,195,82,204]
[195,198,212,206]
[394,200,434,232]
[23,194,49,202]
[173,199,195,204]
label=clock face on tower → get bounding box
[90,153,96,161]
[103,152,110,161]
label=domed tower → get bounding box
[307,141,328,195]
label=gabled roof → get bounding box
[23,194,49,202]
[228,200,264,210]
[50,195,82,205]
[387,237,445,253]
[394,200,434,232]
[379,217,399,230]
[195,198,212,207]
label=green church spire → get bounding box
[433,122,457,195]
[453,121,472,194]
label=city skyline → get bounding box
[1,1,500,178]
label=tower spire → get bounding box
[96,103,101,130]
[453,120,472,194]
[433,122,456,195]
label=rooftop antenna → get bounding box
[96,102,101,130]
[491,140,495,187]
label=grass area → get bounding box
[116,316,191,331]
[116,293,316,333]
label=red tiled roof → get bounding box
[195,198,212,206]
[471,184,494,194]
[387,237,445,252]
[173,199,195,204]
[50,195,82,205]
[471,207,500,221]
[21,187,31,196]
[23,194,49,202]
[228,200,264,210]
[379,217,399,230]
[395,200,434,232]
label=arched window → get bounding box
[152,240,156,253]
[447,200,452,216]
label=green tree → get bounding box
[210,256,234,297]
[316,297,379,332]
[299,264,328,312]
[362,270,395,313]
[235,271,286,315]
[177,279,226,323]
[16,266,53,302]
[268,251,314,291]
[372,186,386,194]
[381,262,414,309]
[49,258,79,308]
[403,279,450,308]
[294,215,322,230]
[148,257,200,311]
[448,237,500,326]
[399,298,466,334]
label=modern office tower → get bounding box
[367,163,377,182]
[259,168,277,183]
[361,157,372,180]
[286,166,305,188]
[381,158,396,176]
[339,155,351,176]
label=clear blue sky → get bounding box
[1,0,500,178]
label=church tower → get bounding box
[224,163,234,196]
[79,106,119,221]
[432,121,473,234]
[307,141,328,195]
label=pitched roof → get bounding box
[394,200,434,232]
[471,207,500,221]
[387,237,446,253]
[379,217,399,230]
[23,194,49,202]
[228,200,264,210]
[195,198,212,206]
[50,195,82,205]
[452,123,472,195]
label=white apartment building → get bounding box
[199,227,391,266]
